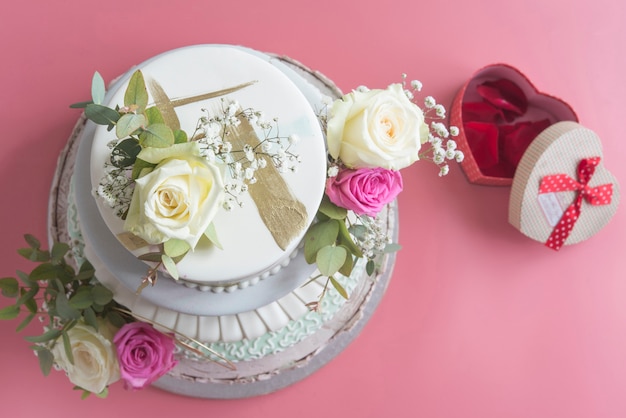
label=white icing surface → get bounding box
[90,45,326,286]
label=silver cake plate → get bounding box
[48,52,398,399]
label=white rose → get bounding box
[50,320,120,394]
[326,83,429,170]
[124,142,224,249]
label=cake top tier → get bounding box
[90,45,327,288]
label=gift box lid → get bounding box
[508,121,620,250]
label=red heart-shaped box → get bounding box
[449,64,578,186]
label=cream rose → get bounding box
[124,142,224,249]
[326,83,429,170]
[50,320,120,394]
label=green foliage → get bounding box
[124,70,149,112]
[91,72,106,105]
[0,235,129,384]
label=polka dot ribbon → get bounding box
[538,157,613,250]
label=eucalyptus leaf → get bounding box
[62,331,74,365]
[116,113,146,139]
[24,234,41,249]
[0,277,19,298]
[132,158,156,180]
[337,220,363,258]
[69,287,93,309]
[29,263,59,281]
[111,138,142,168]
[75,260,95,282]
[24,296,37,314]
[0,304,20,320]
[106,310,126,328]
[303,220,339,264]
[91,285,113,306]
[316,245,347,277]
[69,101,93,109]
[25,328,61,343]
[163,239,190,259]
[15,313,35,332]
[140,123,175,148]
[50,242,70,265]
[383,243,402,253]
[16,286,38,307]
[85,103,120,126]
[330,276,349,299]
[37,349,54,376]
[348,224,368,240]
[16,270,36,286]
[366,259,376,276]
[161,254,179,280]
[174,129,188,144]
[91,71,106,105]
[124,70,149,111]
[83,307,98,330]
[138,252,163,262]
[55,291,81,320]
[338,248,354,277]
[17,247,50,262]
[318,196,348,220]
[145,106,165,125]
[204,223,222,250]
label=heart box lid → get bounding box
[508,121,620,250]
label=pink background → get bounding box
[1,0,625,417]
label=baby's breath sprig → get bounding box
[401,75,464,177]
[194,99,302,210]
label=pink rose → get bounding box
[113,322,178,390]
[325,167,403,216]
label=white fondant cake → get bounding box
[90,45,327,289]
[46,45,400,398]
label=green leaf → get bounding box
[16,270,36,286]
[116,113,146,138]
[337,219,363,258]
[383,243,402,253]
[318,196,348,220]
[16,285,39,307]
[0,277,19,298]
[330,276,349,299]
[137,252,163,263]
[106,310,126,328]
[124,70,149,111]
[140,123,175,148]
[204,223,222,250]
[50,242,70,265]
[95,387,109,399]
[75,260,95,282]
[37,349,54,376]
[145,106,165,125]
[85,103,120,126]
[348,224,368,240]
[91,285,113,306]
[29,263,59,281]
[69,287,93,309]
[24,234,41,249]
[62,331,74,365]
[83,307,98,330]
[163,239,191,259]
[161,254,179,280]
[338,249,354,277]
[0,304,20,320]
[15,313,35,332]
[91,71,106,105]
[24,296,37,314]
[366,259,376,276]
[55,291,81,320]
[17,247,50,262]
[111,137,141,168]
[131,158,156,180]
[174,129,188,144]
[69,101,93,109]
[303,220,339,264]
[25,328,61,343]
[316,245,347,277]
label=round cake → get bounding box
[48,44,400,398]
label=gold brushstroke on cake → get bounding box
[144,78,307,250]
[230,115,308,250]
[148,79,258,132]
[117,231,150,251]
[114,307,237,371]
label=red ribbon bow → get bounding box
[538,157,613,251]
